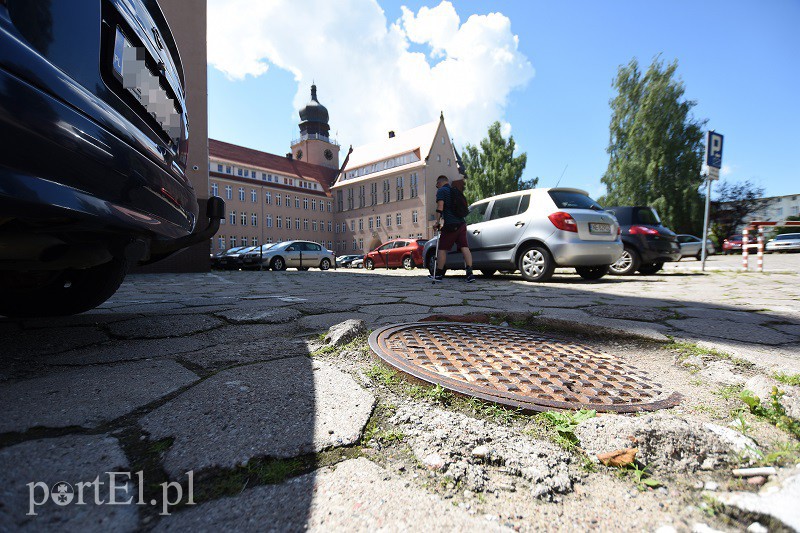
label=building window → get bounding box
[417,233,423,239]
[277,216,282,229]
[347,188,354,210]
[358,185,366,208]
[358,219,364,231]
[396,213,402,225]
[312,199,317,211]
[241,213,247,225]
[237,168,243,176]
[252,237,258,246]
[238,187,245,201]
[217,236,224,249]
[242,235,247,245]
[267,237,273,244]
[436,154,441,162]
[226,165,232,174]
[217,164,223,172]
[376,216,381,228]
[358,238,363,250]
[312,220,318,232]
[327,201,331,212]
[396,176,404,201]
[265,191,272,204]
[350,220,355,232]
[368,217,373,230]
[386,214,392,227]
[211,183,218,196]
[295,218,301,230]
[251,189,257,202]
[412,210,418,224]
[410,173,418,198]
[229,211,236,225]
[337,191,343,212]
[303,197,309,210]
[285,195,291,207]
[275,193,281,205]
[304,219,309,231]
[335,223,340,234]
[252,213,258,226]
[383,180,390,203]
[370,182,378,205]
[447,158,451,167]
[266,215,273,228]
[225,186,232,200]
[230,236,236,247]
[353,238,357,251]
[295,197,300,209]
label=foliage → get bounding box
[537,410,596,449]
[365,364,399,387]
[462,121,532,204]
[740,387,800,439]
[774,372,800,387]
[709,179,767,243]
[769,216,800,238]
[616,463,663,491]
[599,57,706,234]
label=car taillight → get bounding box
[617,226,621,236]
[548,212,578,232]
[629,225,659,235]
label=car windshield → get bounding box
[548,191,603,211]
[634,207,661,225]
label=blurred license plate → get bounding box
[589,223,610,233]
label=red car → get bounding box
[364,238,426,270]
[722,234,747,254]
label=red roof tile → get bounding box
[209,139,339,193]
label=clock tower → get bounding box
[290,84,340,169]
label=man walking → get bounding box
[431,175,475,282]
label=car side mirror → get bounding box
[286,247,294,251]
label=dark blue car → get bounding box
[0,0,222,316]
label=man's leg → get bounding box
[437,249,448,269]
[461,247,472,268]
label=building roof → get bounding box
[209,138,338,193]
[342,119,442,172]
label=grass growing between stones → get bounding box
[774,372,800,387]
[614,463,663,491]
[740,388,800,440]
[666,340,755,370]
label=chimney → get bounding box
[388,131,395,139]
[286,153,293,160]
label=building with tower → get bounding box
[208,85,465,257]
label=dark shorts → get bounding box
[439,222,468,250]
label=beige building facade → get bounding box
[209,87,465,255]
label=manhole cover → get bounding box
[369,322,681,413]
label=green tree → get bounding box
[462,121,532,204]
[709,179,766,244]
[600,57,706,234]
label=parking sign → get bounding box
[706,131,723,169]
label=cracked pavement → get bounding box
[1,254,798,531]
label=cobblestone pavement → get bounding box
[1,258,798,531]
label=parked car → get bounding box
[211,246,247,269]
[257,240,334,271]
[336,254,362,268]
[422,188,622,282]
[0,0,223,317]
[351,257,364,268]
[722,235,746,254]
[240,243,276,269]
[220,245,258,270]
[364,238,426,270]
[676,234,716,260]
[766,233,800,253]
[603,206,680,275]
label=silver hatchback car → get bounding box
[423,188,623,281]
[257,240,335,271]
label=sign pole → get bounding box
[701,177,711,271]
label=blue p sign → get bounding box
[706,131,723,169]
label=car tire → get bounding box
[402,256,414,270]
[575,266,607,280]
[0,258,128,318]
[320,258,331,270]
[480,269,496,278]
[696,252,702,260]
[270,256,286,271]
[608,246,640,275]
[365,258,375,270]
[426,254,448,277]
[638,261,664,274]
[517,244,555,282]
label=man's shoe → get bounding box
[428,269,445,282]
[465,269,476,283]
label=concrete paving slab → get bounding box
[42,337,210,366]
[2,327,109,358]
[716,467,800,531]
[213,307,302,324]
[359,303,432,317]
[178,338,311,370]
[0,435,137,531]
[108,315,224,339]
[0,361,198,433]
[154,458,501,532]
[667,318,795,345]
[297,312,375,331]
[140,359,375,478]
[584,305,674,322]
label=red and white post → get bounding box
[756,226,764,273]
[742,228,749,270]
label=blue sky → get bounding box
[208,0,800,199]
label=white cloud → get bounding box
[721,164,733,177]
[207,0,534,148]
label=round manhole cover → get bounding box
[369,322,681,413]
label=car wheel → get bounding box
[480,269,496,278]
[0,258,128,318]
[608,246,640,275]
[517,245,555,282]
[270,256,286,271]
[320,258,331,270]
[365,258,375,270]
[575,266,607,280]
[696,252,703,260]
[402,256,414,270]
[426,254,447,277]
[638,261,664,275]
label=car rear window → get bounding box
[634,207,661,226]
[548,191,602,211]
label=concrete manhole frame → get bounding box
[369,322,682,413]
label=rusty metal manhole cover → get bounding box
[368,322,681,413]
